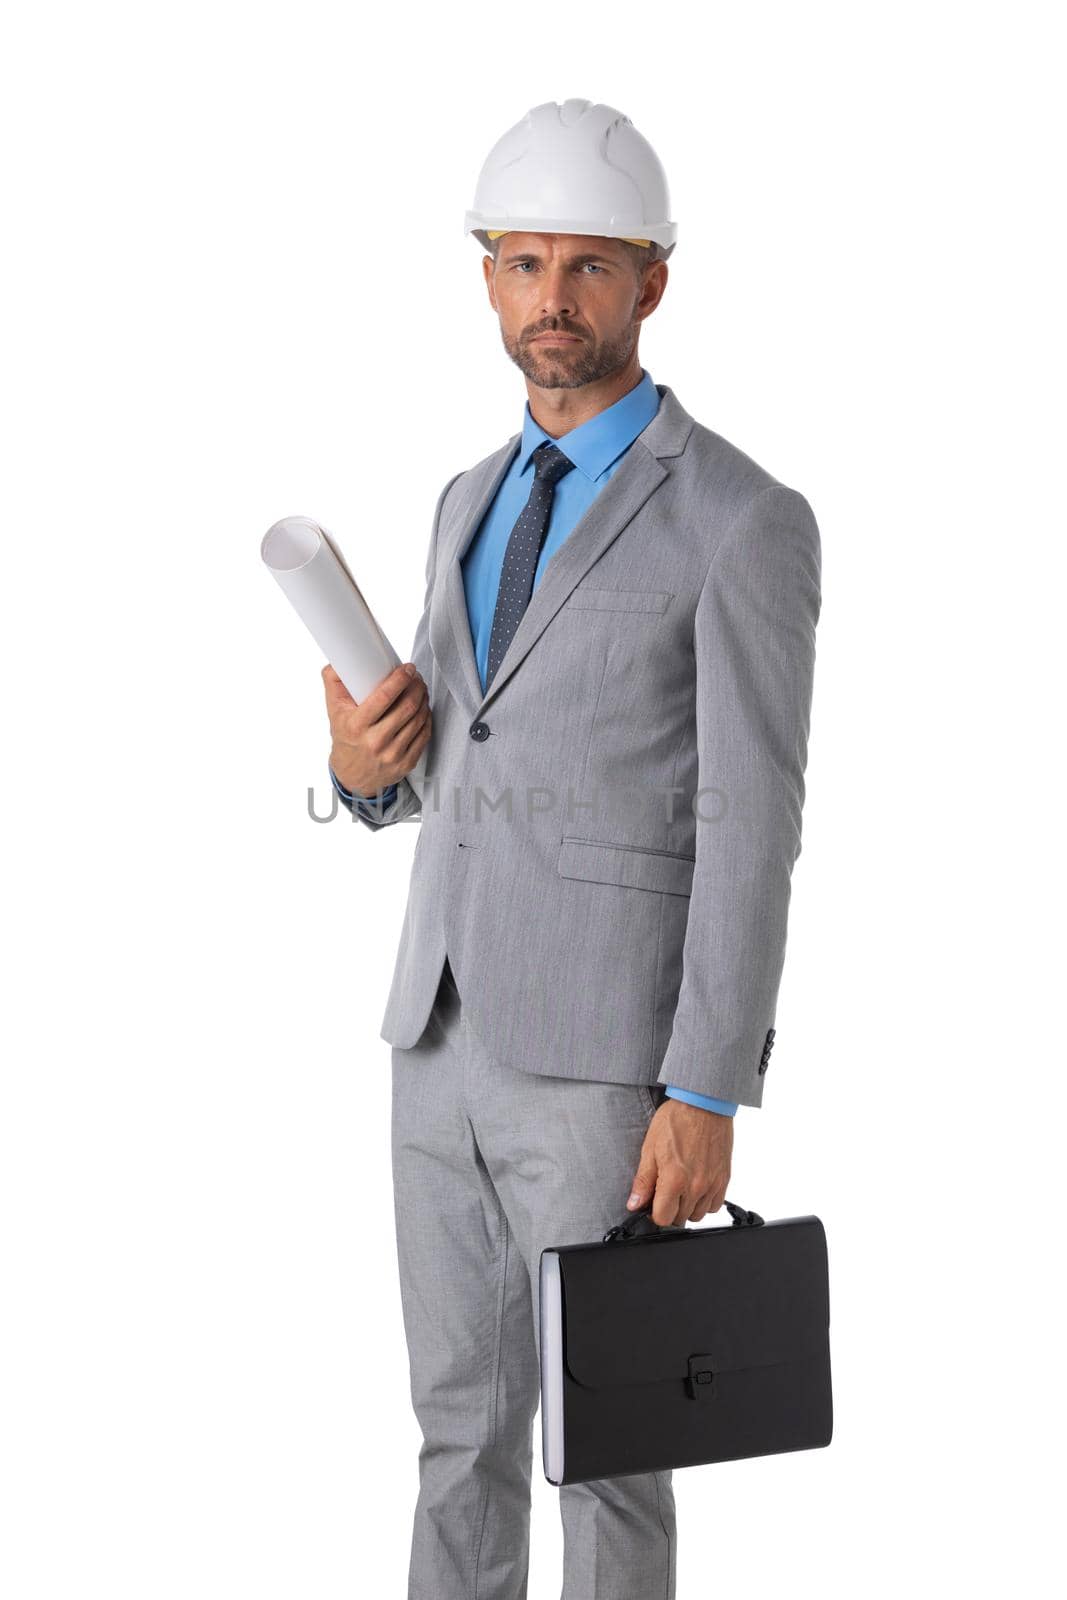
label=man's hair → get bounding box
[486,235,659,281]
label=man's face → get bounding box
[483,232,666,390]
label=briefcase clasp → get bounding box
[687,1354,716,1400]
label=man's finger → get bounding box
[650,1169,688,1228]
[322,661,418,721]
[390,703,432,766]
[359,662,420,724]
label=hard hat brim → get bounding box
[465,212,676,257]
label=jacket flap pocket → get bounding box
[557,837,695,898]
[563,587,672,613]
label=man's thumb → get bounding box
[322,663,357,710]
[627,1156,657,1210]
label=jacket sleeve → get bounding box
[656,483,822,1107]
[334,470,462,833]
[330,768,398,821]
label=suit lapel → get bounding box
[431,384,695,720]
[432,436,520,717]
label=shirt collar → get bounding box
[516,369,661,483]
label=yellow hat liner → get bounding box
[486,229,652,246]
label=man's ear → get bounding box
[482,253,497,308]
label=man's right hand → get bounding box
[323,662,432,796]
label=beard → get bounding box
[501,316,639,390]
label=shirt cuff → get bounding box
[329,766,355,802]
[330,767,398,811]
[663,1085,739,1116]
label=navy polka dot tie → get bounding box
[485,441,576,689]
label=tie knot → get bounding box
[532,441,576,488]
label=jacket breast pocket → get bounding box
[562,588,673,614]
[557,836,695,898]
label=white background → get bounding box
[2,3,1063,1595]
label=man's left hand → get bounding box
[627,1099,734,1226]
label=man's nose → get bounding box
[538,267,577,317]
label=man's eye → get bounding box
[511,262,604,273]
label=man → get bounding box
[323,99,820,1600]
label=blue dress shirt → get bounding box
[332,368,738,1116]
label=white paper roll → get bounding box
[261,515,425,800]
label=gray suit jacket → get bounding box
[349,383,821,1107]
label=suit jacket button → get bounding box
[469,721,490,742]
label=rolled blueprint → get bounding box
[261,515,425,800]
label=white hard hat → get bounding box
[464,99,677,259]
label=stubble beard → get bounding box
[501,318,639,391]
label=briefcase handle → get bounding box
[602,1200,764,1243]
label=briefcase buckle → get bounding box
[686,1354,716,1401]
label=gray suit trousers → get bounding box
[391,958,677,1600]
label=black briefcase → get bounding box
[538,1201,832,1485]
